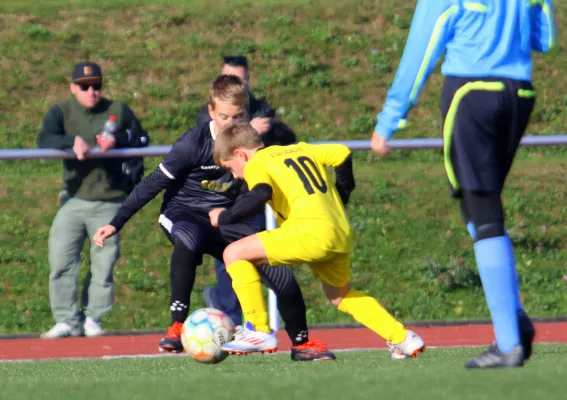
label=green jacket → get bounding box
[37,97,147,201]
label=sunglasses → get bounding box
[77,83,102,91]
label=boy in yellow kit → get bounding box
[209,122,425,358]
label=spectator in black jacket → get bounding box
[196,56,296,147]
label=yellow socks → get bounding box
[225,260,271,333]
[338,289,407,344]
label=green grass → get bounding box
[1,0,566,334]
[1,346,567,400]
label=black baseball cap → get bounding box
[72,62,103,83]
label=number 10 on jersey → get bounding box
[284,156,328,195]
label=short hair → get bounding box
[209,74,249,109]
[222,55,248,69]
[213,122,263,166]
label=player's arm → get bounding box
[217,184,273,225]
[375,0,456,139]
[530,0,557,53]
[310,144,355,206]
[218,160,273,225]
[109,135,194,231]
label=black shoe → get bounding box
[291,340,337,361]
[485,311,536,361]
[465,344,525,369]
[158,322,184,353]
[518,310,535,360]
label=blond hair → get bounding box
[213,122,263,165]
[209,74,248,109]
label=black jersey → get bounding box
[110,122,241,231]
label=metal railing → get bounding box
[2,135,567,160]
[2,134,566,331]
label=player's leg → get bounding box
[157,212,207,352]
[441,77,533,368]
[257,264,336,361]
[312,253,425,358]
[219,234,278,354]
[220,216,335,360]
[206,258,243,326]
[220,224,323,355]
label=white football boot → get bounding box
[221,321,278,355]
[388,330,425,359]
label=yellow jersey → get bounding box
[244,142,353,253]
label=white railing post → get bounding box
[264,204,280,332]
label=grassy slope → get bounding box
[0,0,565,333]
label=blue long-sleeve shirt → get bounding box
[375,0,557,139]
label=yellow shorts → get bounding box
[257,224,351,288]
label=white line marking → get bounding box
[1,342,564,364]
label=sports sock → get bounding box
[226,260,270,333]
[466,221,477,240]
[169,242,197,324]
[466,222,523,311]
[474,236,520,352]
[258,264,308,346]
[338,289,406,344]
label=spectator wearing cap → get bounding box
[38,61,149,338]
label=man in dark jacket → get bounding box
[196,55,297,147]
[38,61,149,338]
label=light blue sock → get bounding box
[504,233,523,311]
[474,236,520,353]
[467,222,523,312]
[466,222,477,240]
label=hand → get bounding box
[93,225,117,248]
[370,132,390,156]
[73,136,90,160]
[208,208,226,227]
[250,117,272,135]
[97,134,116,152]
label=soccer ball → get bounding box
[181,308,235,364]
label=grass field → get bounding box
[1,345,567,400]
[0,0,566,334]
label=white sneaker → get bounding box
[40,322,82,339]
[84,317,104,337]
[221,321,278,354]
[388,330,425,359]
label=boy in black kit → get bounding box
[93,75,335,361]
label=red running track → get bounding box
[1,322,566,361]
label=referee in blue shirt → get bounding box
[371,0,556,368]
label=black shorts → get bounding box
[158,207,264,264]
[440,76,536,197]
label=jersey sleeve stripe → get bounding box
[159,163,175,179]
[409,6,458,107]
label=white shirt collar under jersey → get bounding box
[210,121,217,141]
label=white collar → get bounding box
[209,121,217,141]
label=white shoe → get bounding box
[40,322,82,339]
[221,321,278,354]
[388,330,425,359]
[84,317,104,337]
